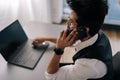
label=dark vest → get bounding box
[72,30,113,80]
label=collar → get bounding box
[73,34,98,52]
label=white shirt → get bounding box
[45,34,107,80]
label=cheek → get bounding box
[70,23,77,29]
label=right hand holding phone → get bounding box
[56,29,78,50]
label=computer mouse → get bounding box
[33,42,49,49]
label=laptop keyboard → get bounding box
[14,49,33,64]
[11,42,32,63]
[9,41,49,69]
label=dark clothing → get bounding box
[73,30,113,80]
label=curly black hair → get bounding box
[66,0,108,36]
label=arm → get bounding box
[47,53,61,74]
[32,37,57,44]
[47,29,77,74]
[45,30,107,80]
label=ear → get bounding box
[86,27,90,34]
[85,27,92,40]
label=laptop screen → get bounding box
[0,20,28,60]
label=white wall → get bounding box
[50,0,63,23]
[0,0,52,30]
[0,0,64,31]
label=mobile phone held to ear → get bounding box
[66,26,87,40]
[66,28,73,37]
[75,26,87,40]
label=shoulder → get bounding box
[94,30,111,48]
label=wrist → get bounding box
[54,48,64,55]
[56,45,64,50]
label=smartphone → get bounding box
[66,25,87,40]
[75,26,87,40]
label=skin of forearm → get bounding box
[46,37,57,43]
[47,53,61,74]
[39,37,57,43]
[47,29,77,74]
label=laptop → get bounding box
[0,20,49,69]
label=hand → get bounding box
[56,29,78,50]
[32,37,46,45]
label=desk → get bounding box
[0,21,66,80]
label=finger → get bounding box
[59,30,64,38]
[69,32,77,45]
[32,37,42,44]
[62,30,67,39]
[32,40,39,45]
